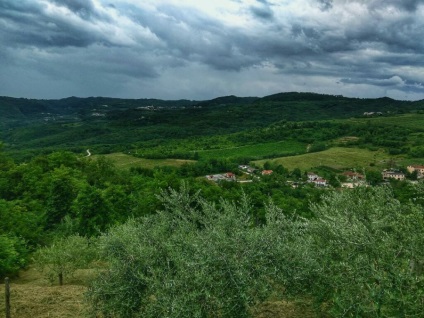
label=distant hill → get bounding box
[1,92,424,160]
[1,92,423,124]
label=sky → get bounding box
[1,0,424,101]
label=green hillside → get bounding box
[2,92,424,160]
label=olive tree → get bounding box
[307,186,424,317]
[86,183,309,318]
[34,234,96,285]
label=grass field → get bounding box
[254,147,394,171]
[0,267,92,318]
[197,140,306,160]
[0,267,316,318]
[92,153,196,169]
[343,113,424,131]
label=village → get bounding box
[205,164,424,188]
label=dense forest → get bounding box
[1,93,424,317]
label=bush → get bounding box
[87,184,310,317]
[307,186,424,316]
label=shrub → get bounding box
[86,184,310,317]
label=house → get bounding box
[363,112,383,116]
[239,165,256,174]
[407,165,424,178]
[261,170,273,176]
[343,171,364,181]
[225,172,236,180]
[307,172,320,181]
[206,172,236,182]
[206,174,222,182]
[382,170,405,181]
[312,178,327,187]
[341,182,363,189]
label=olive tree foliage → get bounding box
[87,183,311,318]
[307,186,424,317]
[33,234,96,285]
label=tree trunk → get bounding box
[5,277,11,318]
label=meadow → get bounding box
[92,153,195,169]
[196,140,306,161]
[0,267,314,318]
[254,147,394,171]
[343,113,424,131]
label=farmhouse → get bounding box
[407,165,424,178]
[343,171,364,181]
[239,165,256,174]
[306,172,328,187]
[307,172,320,181]
[206,172,236,182]
[312,178,327,187]
[363,112,383,116]
[261,170,273,176]
[382,169,405,181]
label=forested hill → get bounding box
[1,92,423,124]
[1,92,424,160]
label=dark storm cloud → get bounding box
[341,76,424,93]
[0,0,107,48]
[50,0,96,15]
[250,5,274,21]
[121,4,261,71]
[0,0,423,100]
[368,0,424,12]
[317,0,333,11]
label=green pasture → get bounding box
[92,153,195,169]
[344,113,424,131]
[197,140,306,160]
[254,147,394,171]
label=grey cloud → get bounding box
[341,76,424,93]
[317,0,333,11]
[250,5,274,20]
[1,0,423,100]
[367,0,423,12]
[0,0,105,48]
[50,0,97,18]
[124,4,260,71]
[342,76,406,87]
[249,0,275,21]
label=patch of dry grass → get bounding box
[0,284,87,318]
[1,267,319,318]
[0,267,97,318]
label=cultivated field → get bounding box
[254,147,394,171]
[344,113,424,131]
[92,153,195,169]
[197,140,306,160]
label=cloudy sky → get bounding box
[1,0,424,101]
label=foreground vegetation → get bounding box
[87,185,424,317]
[2,93,424,317]
[3,184,423,317]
